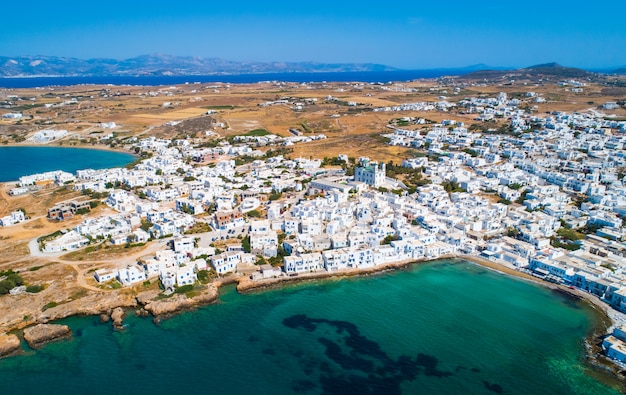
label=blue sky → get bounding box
[1,0,625,69]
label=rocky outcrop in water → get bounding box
[142,286,219,317]
[110,307,125,330]
[0,333,21,358]
[23,324,71,349]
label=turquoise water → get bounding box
[0,146,135,182]
[0,260,621,395]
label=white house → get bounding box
[0,210,26,227]
[42,230,89,253]
[117,265,147,286]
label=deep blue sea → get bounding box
[0,70,463,88]
[0,260,621,395]
[0,146,135,182]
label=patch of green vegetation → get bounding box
[140,219,154,232]
[174,284,195,295]
[41,301,59,312]
[0,270,24,295]
[557,227,586,241]
[462,148,479,157]
[247,210,261,218]
[242,235,251,253]
[124,242,146,249]
[26,285,45,293]
[244,129,270,136]
[301,121,312,133]
[203,105,237,110]
[269,191,283,201]
[441,181,464,194]
[550,237,581,251]
[37,230,63,245]
[197,270,215,284]
[81,189,108,199]
[184,222,211,234]
[99,280,122,290]
[601,263,615,273]
[382,234,400,245]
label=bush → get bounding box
[242,236,251,253]
[42,301,59,311]
[0,271,24,295]
[26,285,45,293]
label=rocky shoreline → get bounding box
[23,323,72,349]
[0,283,220,358]
[0,333,21,358]
[1,254,625,388]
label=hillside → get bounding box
[0,54,398,77]
[462,62,595,81]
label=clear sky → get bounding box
[1,0,625,69]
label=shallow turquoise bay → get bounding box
[0,146,135,182]
[0,260,622,394]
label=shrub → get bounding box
[42,301,59,311]
[26,285,45,293]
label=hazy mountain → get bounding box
[461,62,596,81]
[0,54,398,77]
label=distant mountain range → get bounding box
[0,55,624,79]
[0,54,399,77]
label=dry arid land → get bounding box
[0,74,626,368]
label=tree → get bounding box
[242,236,251,253]
[381,234,398,245]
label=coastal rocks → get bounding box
[142,286,219,317]
[23,323,71,349]
[37,291,138,324]
[0,333,21,358]
[110,307,125,330]
[136,290,161,305]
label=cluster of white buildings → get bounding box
[383,92,626,315]
[374,101,455,112]
[94,236,212,288]
[28,129,68,143]
[15,91,624,333]
[18,170,75,187]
